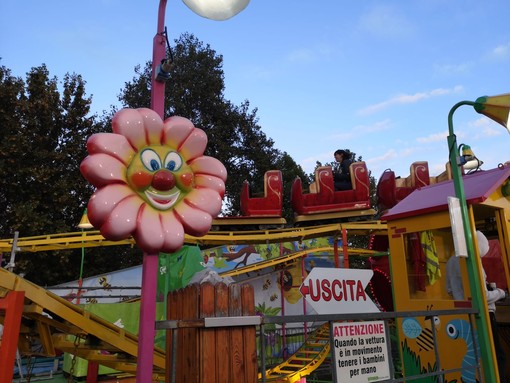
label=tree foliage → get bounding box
[0,64,96,283]
[118,33,310,220]
[0,34,311,284]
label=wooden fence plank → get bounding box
[200,283,216,383]
[166,289,180,383]
[241,284,258,383]
[182,285,199,382]
[166,281,257,383]
[228,284,246,382]
[215,283,230,382]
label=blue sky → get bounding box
[1,0,510,180]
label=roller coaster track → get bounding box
[0,267,166,381]
[220,246,381,278]
[0,221,386,381]
[259,323,330,383]
[0,221,387,253]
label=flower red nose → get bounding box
[151,170,175,191]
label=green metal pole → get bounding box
[447,101,498,382]
[77,229,85,304]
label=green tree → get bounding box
[0,64,143,284]
[117,33,309,221]
[0,34,311,284]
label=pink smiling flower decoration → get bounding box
[80,108,226,254]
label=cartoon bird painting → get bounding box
[446,319,480,383]
[221,245,257,268]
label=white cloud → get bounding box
[490,43,510,60]
[358,86,463,115]
[330,131,354,141]
[416,131,448,144]
[469,117,505,138]
[331,119,392,140]
[367,149,398,165]
[434,62,473,76]
[286,48,315,63]
[286,42,334,64]
[358,5,414,39]
[363,119,393,133]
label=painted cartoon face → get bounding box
[127,146,194,210]
[80,108,227,254]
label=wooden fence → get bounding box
[166,282,258,383]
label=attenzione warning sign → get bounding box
[333,320,390,383]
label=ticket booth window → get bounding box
[403,229,457,300]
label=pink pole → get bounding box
[136,254,159,383]
[342,229,349,268]
[137,2,167,381]
[151,0,168,119]
[333,239,339,268]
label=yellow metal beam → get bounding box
[0,267,166,373]
[0,221,387,253]
[220,245,383,278]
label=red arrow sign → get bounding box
[300,267,379,314]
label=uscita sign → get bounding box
[299,268,379,314]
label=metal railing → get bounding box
[156,307,482,383]
[258,308,481,383]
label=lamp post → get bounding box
[447,93,510,382]
[150,0,250,118]
[137,2,249,382]
[77,209,93,304]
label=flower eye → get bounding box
[141,149,162,171]
[164,152,182,172]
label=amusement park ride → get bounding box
[1,150,510,383]
[2,0,510,382]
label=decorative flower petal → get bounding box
[88,184,136,226]
[184,188,222,216]
[100,195,143,240]
[162,116,195,149]
[174,204,212,237]
[81,153,127,187]
[138,108,165,145]
[178,128,207,161]
[134,206,165,253]
[81,108,227,254]
[160,213,186,253]
[190,156,227,181]
[87,133,135,165]
[194,175,226,198]
[112,108,163,150]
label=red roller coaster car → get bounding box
[291,162,375,224]
[240,170,283,217]
[376,161,462,214]
[213,170,286,229]
[376,161,430,214]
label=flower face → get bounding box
[80,108,227,254]
[126,146,193,210]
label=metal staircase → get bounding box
[259,323,330,383]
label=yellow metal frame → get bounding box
[0,267,165,380]
[0,221,387,380]
[221,246,381,278]
[0,221,387,253]
[259,323,330,382]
